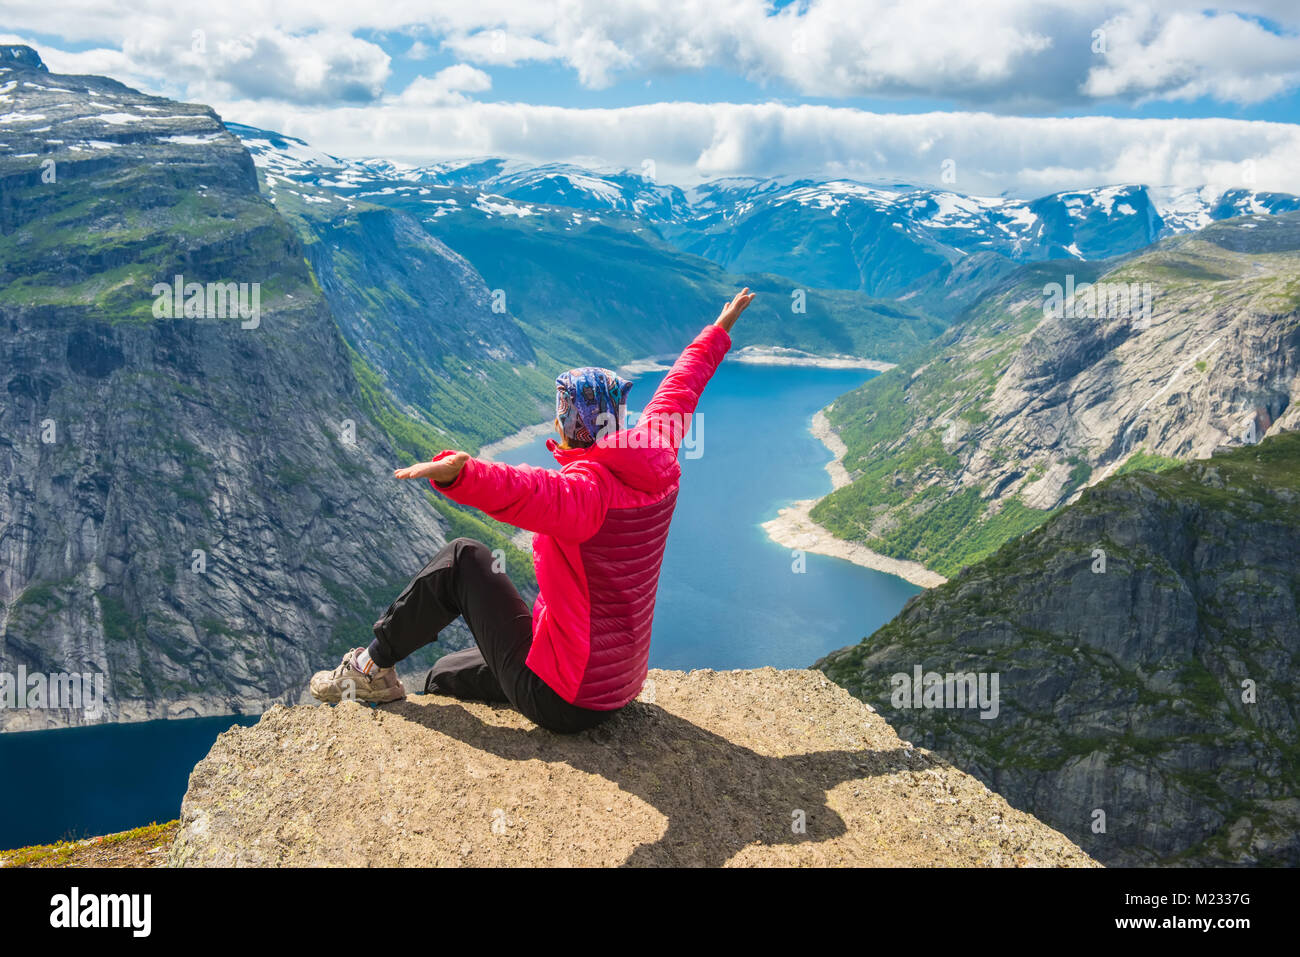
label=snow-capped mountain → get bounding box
[227,122,1300,306]
[660,178,1300,299]
[1148,184,1300,233]
[469,163,690,220]
[230,125,685,222]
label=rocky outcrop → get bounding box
[817,432,1300,866]
[169,668,1097,867]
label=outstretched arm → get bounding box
[640,288,755,446]
[396,451,609,541]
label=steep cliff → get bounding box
[0,48,506,730]
[169,668,1096,867]
[817,432,1300,866]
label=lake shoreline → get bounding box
[478,421,556,462]
[730,345,897,372]
[761,408,948,590]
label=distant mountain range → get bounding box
[230,122,945,368]
[229,123,1300,313]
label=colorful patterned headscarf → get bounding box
[555,367,633,447]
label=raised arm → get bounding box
[398,451,610,541]
[640,288,754,447]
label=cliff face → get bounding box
[169,668,1096,867]
[812,213,1300,578]
[0,48,486,730]
[817,433,1300,866]
[250,147,555,453]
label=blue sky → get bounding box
[4,1,1300,193]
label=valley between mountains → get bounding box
[2,44,1297,866]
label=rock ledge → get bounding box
[170,668,1097,867]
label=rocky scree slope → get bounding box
[170,668,1097,867]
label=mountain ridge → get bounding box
[817,432,1300,865]
[810,211,1300,579]
[227,119,1300,321]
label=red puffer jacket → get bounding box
[429,323,731,709]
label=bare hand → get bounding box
[715,287,756,333]
[394,451,469,485]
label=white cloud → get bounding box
[23,42,155,90]
[3,1,1300,108]
[205,31,391,103]
[405,40,433,60]
[446,30,562,70]
[6,2,1300,196]
[433,0,1066,98]
[1085,8,1300,104]
[5,25,392,105]
[215,97,1300,195]
[394,65,492,105]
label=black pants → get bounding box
[369,537,617,734]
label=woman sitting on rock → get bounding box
[310,288,756,733]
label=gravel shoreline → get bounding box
[729,345,897,372]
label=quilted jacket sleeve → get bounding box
[427,451,610,542]
[639,323,731,449]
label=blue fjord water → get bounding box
[497,360,921,670]
[0,714,260,849]
[0,360,919,848]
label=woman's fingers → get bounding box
[396,452,467,482]
[723,288,752,316]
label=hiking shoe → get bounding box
[310,648,406,704]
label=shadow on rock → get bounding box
[386,695,912,867]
